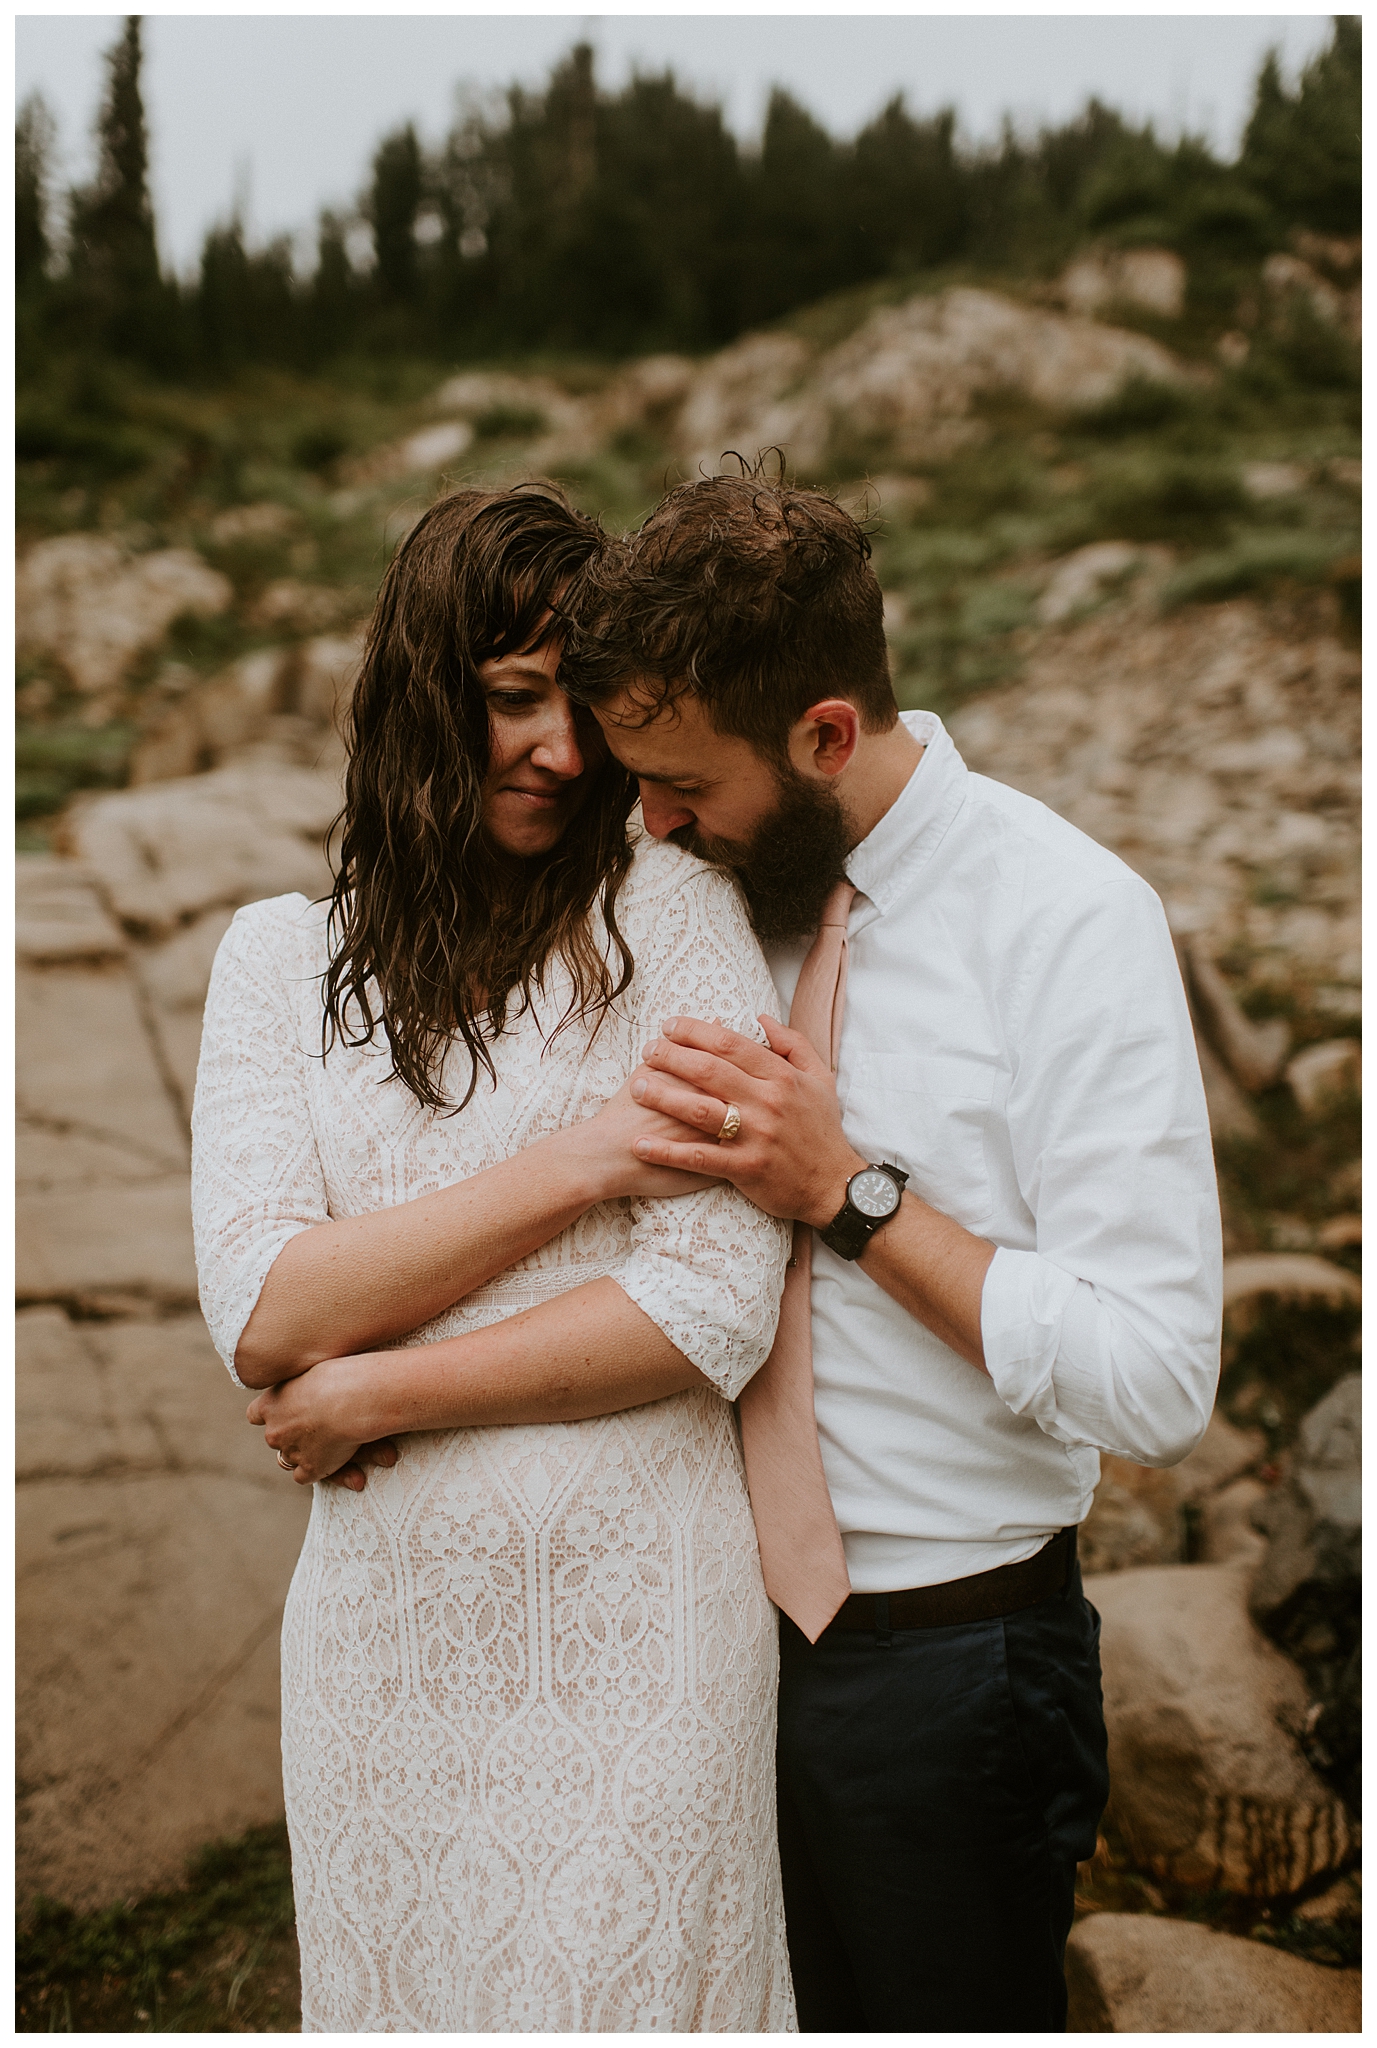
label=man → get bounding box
[564,472,1222,2032]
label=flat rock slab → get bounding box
[17,1307,312,1910]
[17,961,188,1170]
[17,1178,199,1309]
[16,857,127,964]
[17,1306,165,1480]
[67,760,339,937]
[1067,1913,1361,2031]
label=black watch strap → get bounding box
[818,1163,909,1261]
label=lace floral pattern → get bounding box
[191,838,795,2032]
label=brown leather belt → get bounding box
[821,1526,1077,1637]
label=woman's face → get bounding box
[477,637,604,858]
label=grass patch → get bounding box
[16,1822,300,2034]
[16,721,140,821]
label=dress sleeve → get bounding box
[191,899,331,1387]
[612,862,793,1401]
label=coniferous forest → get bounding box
[16,16,1361,383]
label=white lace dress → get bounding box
[191,835,796,2034]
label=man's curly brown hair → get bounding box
[562,465,897,758]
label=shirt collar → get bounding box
[844,711,970,914]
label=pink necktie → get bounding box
[738,880,856,1642]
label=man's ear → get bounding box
[794,699,861,778]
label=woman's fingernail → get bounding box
[662,1017,679,1034]
[631,1079,647,1100]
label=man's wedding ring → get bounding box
[276,1450,295,1472]
[718,1103,742,1143]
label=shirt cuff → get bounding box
[981,1245,1081,1441]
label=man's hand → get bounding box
[247,1353,400,1490]
[542,1075,721,1203]
[630,1012,995,1370]
[629,1014,866,1226]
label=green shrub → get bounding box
[1089,455,1248,543]
[1161,531,1357,609]
[1073,376,1201,437]
[472,404,547,441]
[291,421,351,470]
[15,723,138,819]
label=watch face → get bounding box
[850,1168,901,1219]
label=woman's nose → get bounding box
[531,705,586,780]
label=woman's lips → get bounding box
[502,785,569,809]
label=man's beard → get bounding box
[669,767,853,945]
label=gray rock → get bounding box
[16,1306,164,1481]
[1185,941,1291,1091]
[1287,1038,1361,1115]
[1199,1478,1270,1570]
[1222,1255,1361,1311]
[1175,1409,1267,1502]
[16,535,232,696]
[17,960,188,1168]
[16,858,126,965]
[1080,1413,1264,1575]
[1088,1563,1357,1895]
[17,1178,199,1309]
[17,1459,310,1910]
[1250,1375,1361,1812]
[1081,1460,1185,1573]
[65,759,339,937]
[1066,1913,1361,2031]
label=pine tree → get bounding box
[307,209,359,355]
[1241,18,1361,234]
[848,98,970,276]
[369,123,424,302]
[16,93,54,291]
[68,15,161,323]
[740,91,845,327]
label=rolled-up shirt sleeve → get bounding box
[980,873,1222,1466]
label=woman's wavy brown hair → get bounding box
[322,484,636,1112]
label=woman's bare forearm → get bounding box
[234,1130,605,1387]
[248,1277,711,1478]
[368,1278,705,1434]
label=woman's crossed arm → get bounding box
[233,1082,714,1388]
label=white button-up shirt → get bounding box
[766,711,1222,1592]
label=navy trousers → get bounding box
[776,1560,1109,2033]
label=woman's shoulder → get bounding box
[216,892,332,981]
[620,825,751,930]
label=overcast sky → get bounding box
[16,13,1338,276]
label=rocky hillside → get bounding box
[16,249,1359,2026]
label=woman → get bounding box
[191,486,794,2033]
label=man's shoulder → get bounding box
[961,769,1152,909]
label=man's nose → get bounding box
[638,783,694,839]
[530,705,585,780]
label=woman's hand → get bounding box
[538,1078,723,1203]
[247,1353,400,1489]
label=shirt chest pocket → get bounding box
[842,1051,998,1232]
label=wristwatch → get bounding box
[818,1162,909,1261]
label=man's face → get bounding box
[592,689,852,943]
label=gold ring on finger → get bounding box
[276,1450,295,1472]
[717,1102,742,1143]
